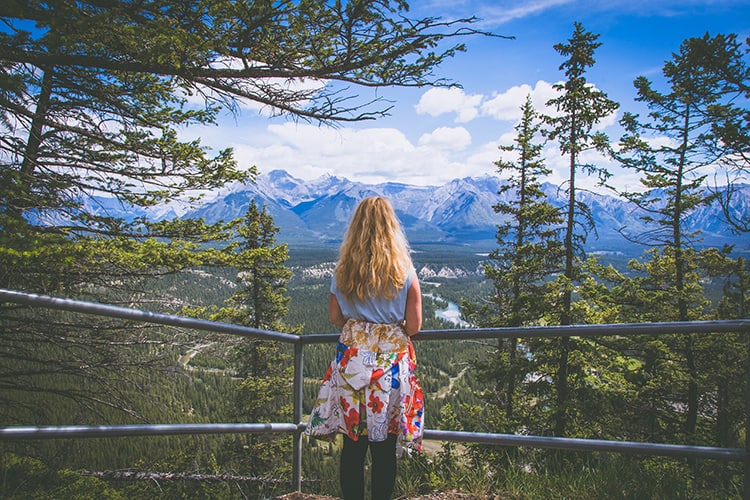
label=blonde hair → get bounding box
[335,196,412,301]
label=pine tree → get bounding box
[702,251,747,455]
[213,201,297,478]
[612,33,746,440]
[462,95,562,436]
[680,34,750,233]
[226,200,293,332]
[541,22,619,437]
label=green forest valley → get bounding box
[2,246,748,499]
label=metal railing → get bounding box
[1,288,749,496]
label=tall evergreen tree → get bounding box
[593,249,711,442]
[212,201,296,478]
[612,33,747,440]
[682,33,750,233]
[226,200,293,332]
[463,95,562,436]
[701,251,747,455]
[541,22,619,437]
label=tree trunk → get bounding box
[21,66,54,180]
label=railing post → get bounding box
[292,341,304,492]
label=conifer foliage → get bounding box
[541,22,619,437]
[215,200,297,481]
[610,32,750,442]
[462,95,562,437]
[462,27,748,496]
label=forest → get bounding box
[1,1,749,498]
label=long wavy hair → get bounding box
[335,196,412,301]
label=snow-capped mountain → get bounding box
[173,169,749,254]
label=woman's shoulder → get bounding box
[407,266,417,282]
[401,267,417,291]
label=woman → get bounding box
[305,196,424,500]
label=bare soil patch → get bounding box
[275,493,492,499]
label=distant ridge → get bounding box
[91,169,750,255]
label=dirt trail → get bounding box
[432,365,469,400]
[178,342,215,367]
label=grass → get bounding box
[389,446,744,500]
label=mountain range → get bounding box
[96,169,750,255]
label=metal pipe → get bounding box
[423,429,746,461]
[299,320,750,344]
[0,423,298,440]
[0,288,300,343]
[4,288,746,344]
[414,320,750,341]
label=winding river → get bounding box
[424,293,469,328]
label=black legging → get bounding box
[340,433,397,500]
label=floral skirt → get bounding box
[305,319,424,453]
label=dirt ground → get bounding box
[275,492,485,499]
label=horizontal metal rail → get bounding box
[0,288,299,343]
[303,319,750,344]
[423,429,745,461]
[0,423,298,439]
[4,288,746,344]
[1,423,743,463]
[1,288,748,494]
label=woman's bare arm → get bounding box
[403,277,422,336]
[328,293,347,328]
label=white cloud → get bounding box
[480,80,620,139]
[596,110,620,130]
[481,80,561,121]
[186,73,631,192]
[230,122,444,184]
[415,87,483,122]
[477,0,574,25]
[217,121,495,186]
[418,127,472,151]
[466,140,507,172]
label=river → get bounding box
[424,293,469,328]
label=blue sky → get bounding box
[191,0,750,192]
